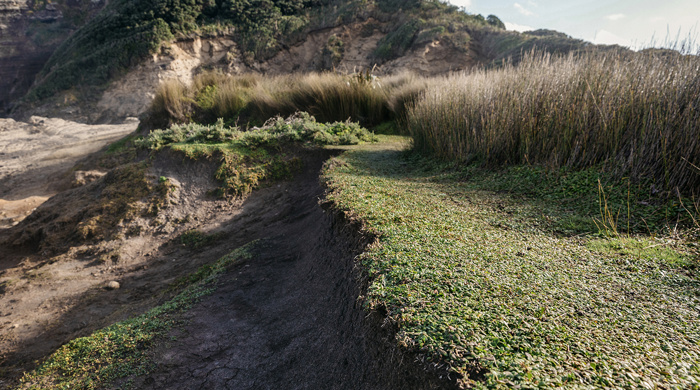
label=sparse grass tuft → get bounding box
[179,229,221,250]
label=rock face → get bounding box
[0,0,106,114]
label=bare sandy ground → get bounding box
[0,116,138,228]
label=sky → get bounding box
[447,0,700,51]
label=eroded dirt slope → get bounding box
[123,151,452,390]
[0,116,138,228]
[0,147,246,387]
[0,147,454,389]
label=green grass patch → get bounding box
[586,237,697,271]
[179,229,221,250]
[323,138,700,388]
[435,163,698,236]
[18,241,258,390]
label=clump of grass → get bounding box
[138,112,376,196]
[18,242,257,390]
[407,50,700,198]
[179,229,221,250]
[146,79,192,128]
[323,139,700,388]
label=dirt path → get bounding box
[1,147,446,389]
[125,151,444,389]
[134,164,383,389]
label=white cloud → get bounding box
[593,29,631,47]
[448,0,472,10]
[514,3,534,16]
[505,21,534,32]
[606,13,626,21]
[650,16,666,24]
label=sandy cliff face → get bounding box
[97,20,480,122]
[0,0,105,114]
[96,37,244,122]
[263,20,480,76]
[4,8,487,122]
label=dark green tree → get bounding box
[486,14,505,29]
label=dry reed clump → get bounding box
[145,71,432,129]
[147,79,192,128]
[407,51,700,195]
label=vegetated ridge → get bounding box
[6,0,613,122]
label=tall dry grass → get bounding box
[145,71,427,129]
[408,51,700,194]
[147,79,191,127]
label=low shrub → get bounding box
[138,112,376,196]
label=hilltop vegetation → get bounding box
[25,0,596,105]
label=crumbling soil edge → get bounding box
[319,187,462,390]
[2,148,461,389]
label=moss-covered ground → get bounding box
[323,136,699,388]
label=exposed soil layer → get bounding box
[0,148,454,389]
[125,151,455,389]
[0,148,247,388]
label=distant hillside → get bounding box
[11,0,623,121]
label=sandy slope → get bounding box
[0,116,138,228]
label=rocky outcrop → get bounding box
[0,0,106,114]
